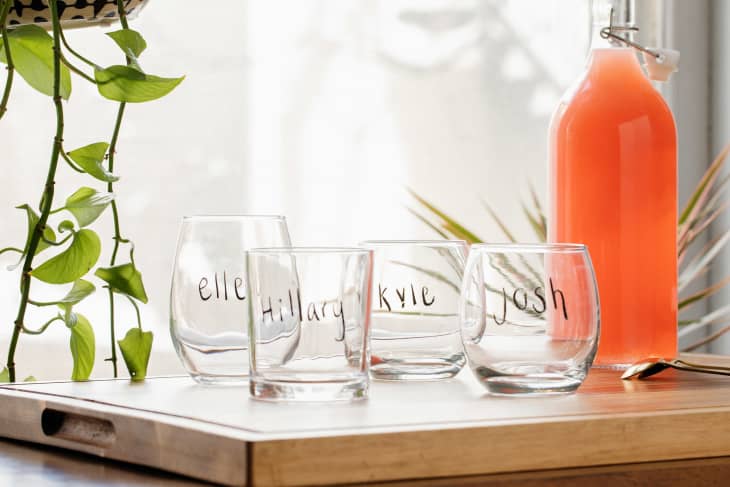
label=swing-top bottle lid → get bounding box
[643,49,680,82]
[598,5,680,83]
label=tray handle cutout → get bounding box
[41,408,116,447]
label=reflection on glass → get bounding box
[461,243,599,394]
[247,248,373,402]
[362,240,468,380]
[169,215,291,384]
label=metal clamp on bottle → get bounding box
[600,8,679,82]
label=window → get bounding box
[0,0,722,379]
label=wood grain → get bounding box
[353,457,730,487]
[0,390,248,486]
[0,437,204,486]
[250,406,730,485]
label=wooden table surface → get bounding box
[1,354,730,486]
[4,436,730,487]
[0,437,205,486]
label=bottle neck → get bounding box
[586,0,642,79]
[589,0,635,49]
[586,47,646,84]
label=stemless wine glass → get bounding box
[170,215,291,384]
[360,240,467,380]
[247,248,372,401]
[460,243,600,394]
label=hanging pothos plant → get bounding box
[0,0,183,383]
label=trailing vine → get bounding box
[0,0,13,120]
[0,0,182,383]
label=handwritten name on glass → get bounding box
[197,271,246,302]
[491,278,569,325]
[256,288,347,342]
[377,283,436,311]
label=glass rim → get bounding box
[182,214,286,221]
[247,247,371,255]
[470,243,587,253]
[359,239,466,246]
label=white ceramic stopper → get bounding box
[643,48,680,82]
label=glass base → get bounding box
[471,362,587,395]
[370,354,465,381]
[482,374,583,395]
[250,377,368,402]
[191,373,248,386]
[174,337,250,383]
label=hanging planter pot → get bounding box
[6,0,149,28]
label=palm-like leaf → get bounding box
[411,143,730,351]
[407,188,482,243]
[480,199,516,243]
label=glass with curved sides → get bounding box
[460,243,600,395]
[170,215,291,385]
[247,248,372,402]
[360,240,468,380]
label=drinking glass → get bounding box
[170,215,291,384]
[247,248,372,401]
[360,240,467,380]
[460,243,600,394]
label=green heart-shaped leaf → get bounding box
[67,143,118,183]
[95,263,148,303]
[0,25,71,99]
[61,279,96,305]
[31,229,101,284]
[0,367,9,383]
[95,65,183,103]
[69,313,95,381]
[106,29,147,59]
[17,204,56,255]
[118,328,153,381]
[32,279,96,309]
[8,204,57,271]
[65,187,114,227]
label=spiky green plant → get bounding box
[410,144,730,352]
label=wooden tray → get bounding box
[2,355,730,486]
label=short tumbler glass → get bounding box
[170,215,291,384]
[460,244,600,394]
[247,248,373,401]
[361,240,467,380]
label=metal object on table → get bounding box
[621,358,730,380]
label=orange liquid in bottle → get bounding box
[549,48,677,366]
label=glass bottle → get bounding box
[548,0,678,367]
